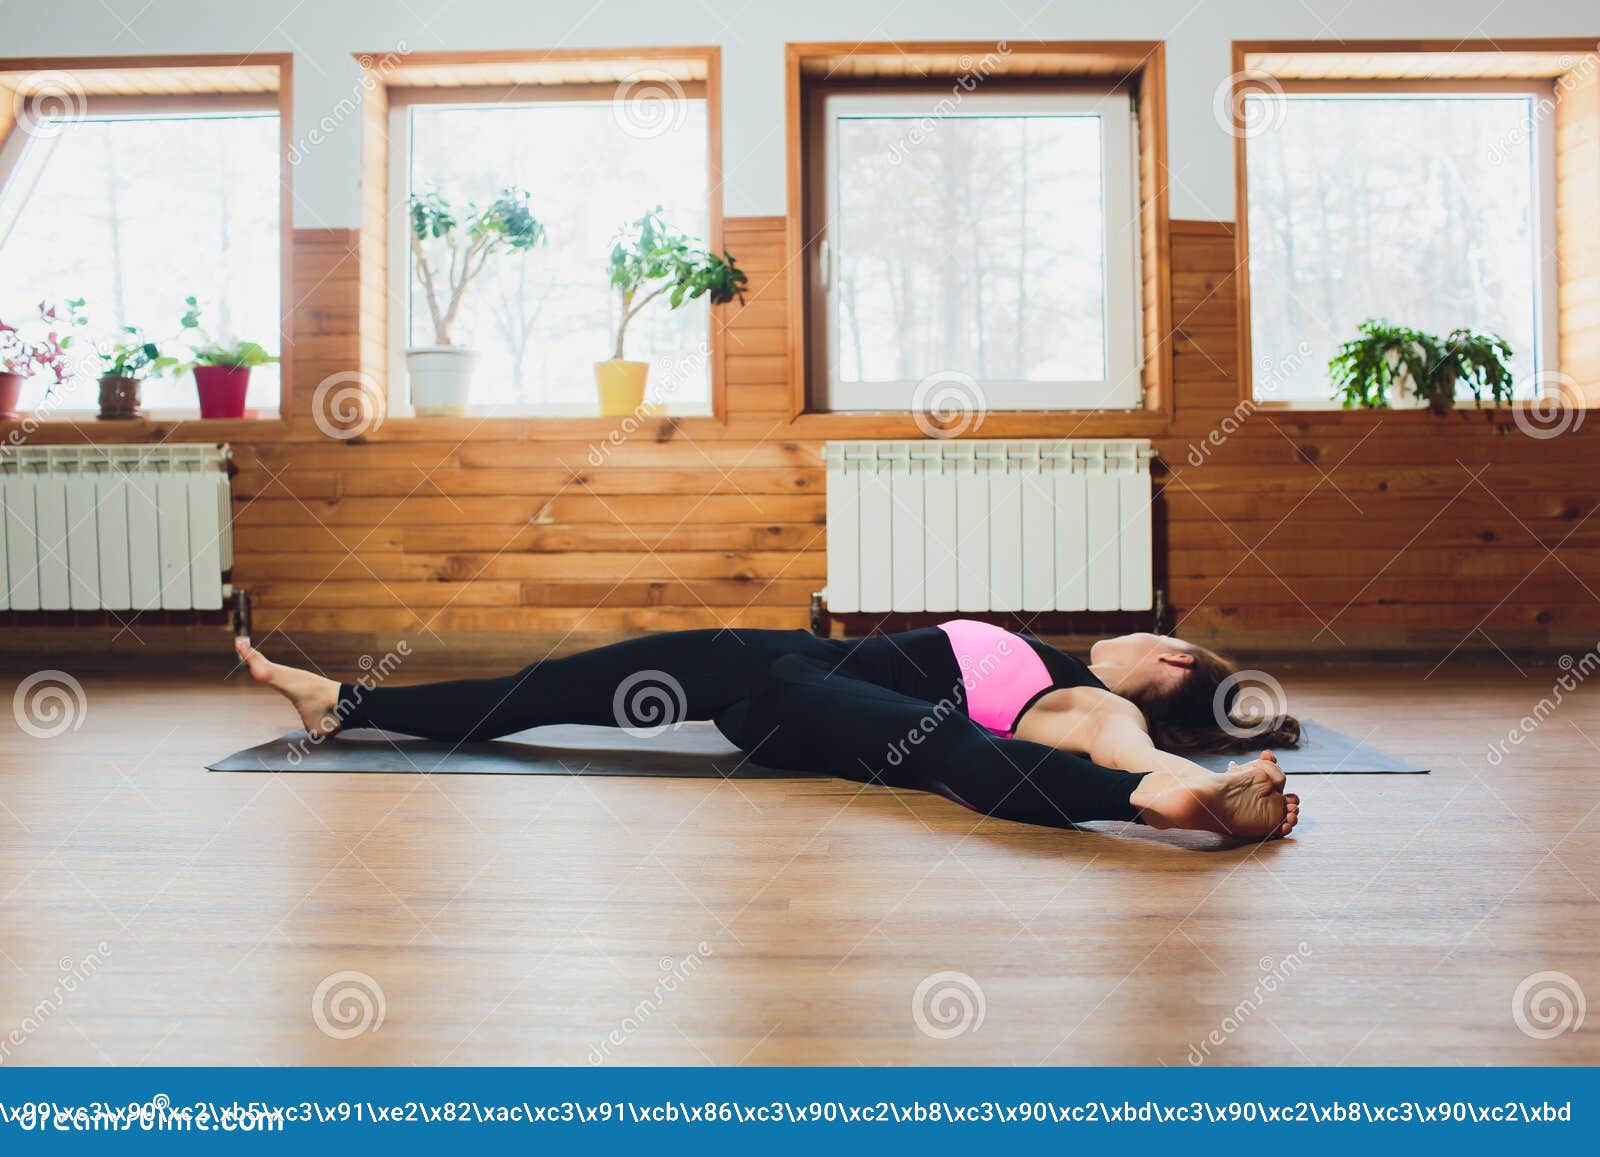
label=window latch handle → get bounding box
[818,239,831,290]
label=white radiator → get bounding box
[0,444,232,613]
[823,440,1155,614]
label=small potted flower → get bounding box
[97,325,177,420]
[177,297,278,419]
[407,187,546,416]
[600,208,746,416]
[0,300,84,419]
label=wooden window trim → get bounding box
[0,54,293,422]
[1230,38,1600,416]
[359,46,727,424]
[783,40,1173,433]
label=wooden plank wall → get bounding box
[10,215,1600,658]
[1556,60,1600,401]
[1162,220,1600,652]
[239,216,821,651]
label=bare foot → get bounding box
[235,638,343,737]
[1132,750,1300,839]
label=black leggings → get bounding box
[338,629,1146,828]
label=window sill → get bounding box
[384,404,715,421]
[371,405,723,434]
[0,412,285,439]
[1248,400,1557,417]
[782,408,1170,438]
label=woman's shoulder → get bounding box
[1037,683,1137,713]
[1012,684,1144,749]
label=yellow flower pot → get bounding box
[594,359,650,417]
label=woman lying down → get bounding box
[237,620,1300,840]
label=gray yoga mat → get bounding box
[209,719,1425,776]
[1188,719,1426,774]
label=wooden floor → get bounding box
[1,657,1597,1066]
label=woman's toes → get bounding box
[1280,800,1300,835]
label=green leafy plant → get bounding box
[176,297,278,371]
[1329,318,1515,415]
[100,325,177,381]
[1442,327,1517,408]
[605,208,747,361]
[409,187,546,346]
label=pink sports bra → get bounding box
[937,619,1057,738]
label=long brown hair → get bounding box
[1139,643,1301,755]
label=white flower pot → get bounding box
[1382,350,1431,409]
[405,346,477,416]
[1386,371,1432,409]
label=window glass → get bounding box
[1245,93,1546,401]
[0,111,281,412]
[404,100,711,411]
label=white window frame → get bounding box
[809,89,1144,412]
[385,85,714,418]
[1243,88,1561,404]
[0,92,284,417]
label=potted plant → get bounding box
[177,298,278,419]
[407,187,545,416]
[599,208,747,417]
[97,325,177,420]
[0,300,84,419]
[1329,318,1515,415]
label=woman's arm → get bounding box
[1086,710,1220,779]
[1016,687,1226,779]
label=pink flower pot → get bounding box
[0,370,24,419]
[194,365,252,419]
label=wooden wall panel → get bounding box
[1556,60,1600,403]
[7,216,1600,658]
